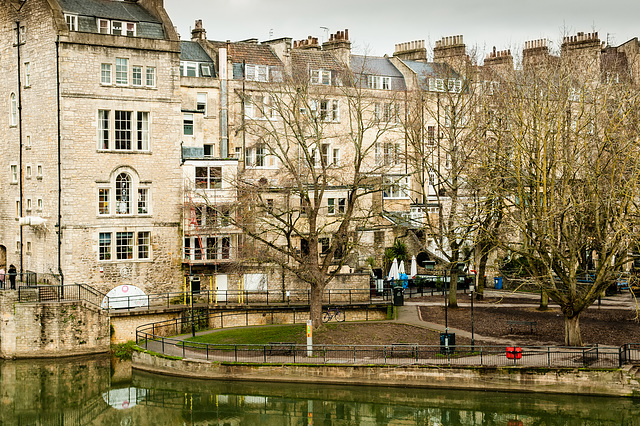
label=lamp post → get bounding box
[190,275,196,337]
[469,283,475,350]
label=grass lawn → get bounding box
[186,324,306,345]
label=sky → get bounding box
[164,0,640,61]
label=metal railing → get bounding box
[104,288,391,311]
[17,284,106,309]
[1,271,38,289]
[135,311,637,369]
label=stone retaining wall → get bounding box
[133,351,640,397]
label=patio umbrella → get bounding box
[410,255,417,278]
[398,260,405,275]
[387,258,399,281]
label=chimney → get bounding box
[191,19,206,41]
[484,46,513,72]
[322,29,351,67]
[433,35,468,73]
[393,39,427,62]
[293,36,321,50]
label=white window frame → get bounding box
[138,187,150,214]
[181,61,198,77]
[26,135,31,149]
[383,176,410,199]
[311,69,331,85]
[37,197,43,211]
[65,14,78,31]
[98,19,110,34]
[24,62,30,87]
[37,164,43,179]
[26,198,32,212]
[10,93,17,126]
[98,187,110,216]
[115,58,128,86]
[132,65,142,86]
[10,164,18,184]
[98,109,150,152]
[99,232,111,260]
[183,113,194,136]
[26,164,32,179]
[195,166,222,190]
[245,64,268,82]
[101,63,112,85]
[146,67,156,87]
[197,93,207,115]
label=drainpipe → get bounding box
[16,21,24,277]
[55,37,64,285]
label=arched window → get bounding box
[10,93,17,126]
[115,173,131,214]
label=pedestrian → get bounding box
[8,264,17,290]
[0,266,4,289]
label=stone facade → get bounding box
[0,291,110,358]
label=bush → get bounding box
[111,341,138,361]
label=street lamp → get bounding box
[469,283,475,350]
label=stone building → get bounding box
[0,0,184,294]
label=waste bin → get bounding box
[190,276,201,294]
[393,287,404,306]
[440,332,455,354]
[494,276,503,290]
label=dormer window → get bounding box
[65,14,78,31]
[311,69,331,85]
[368,75,391,90]
[246,64,268,82]
[98,19,136,37]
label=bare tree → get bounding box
[233,58,403,328]
[486,43,640,345]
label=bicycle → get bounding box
[322,307,345,322]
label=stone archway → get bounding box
[0,245,6,269]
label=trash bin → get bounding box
[440,332,455,354]
[190,276,201,294]
[494,276,503,290]
[393,287,404,306]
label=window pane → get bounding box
[138,232,150,259]
[112,21,122,36]
[115,111,132,150]
[99,232,111,260]
[211,167,222,189]
[138,188,148,214]
[115,58,128,85]
[132,66,142,85]
[137,111,149,150]
[101,64,111,84]
[99,188,109,215]
[146,67,156,87]
[98,110,110,149]
[115,173,131,214]
[183,113,193,135]
[195,167,208,189]
[116,232,133,260]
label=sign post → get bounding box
[306,320,313,357]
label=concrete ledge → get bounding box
[132,351,640,397]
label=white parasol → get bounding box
[387,258,400,281]
[410,255,417,278]
[398,260,406,275]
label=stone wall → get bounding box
[133,351,640,397]
[0,292,110,358]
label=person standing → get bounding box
[8,264,17,290]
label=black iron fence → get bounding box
[136,312,639,369]
[103,288,391,311]
[1,271,37,289]
[17,284,105,309]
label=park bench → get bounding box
[506,320,536,334]
[267,342,296,356]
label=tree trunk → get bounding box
[448,270,458,308]
[564,314,583,347]
[309,284,324,330]
[538,289,548,311]
[476,250,489,301]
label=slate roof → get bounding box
[57,0,161,23]
[401,60,461,91]
[181,41,214,63]
[351,56,404,77]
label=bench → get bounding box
[506,320,536,334]
[267,342,296,356]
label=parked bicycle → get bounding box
[322,307,345,322]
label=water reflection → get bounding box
[1,356,639,425]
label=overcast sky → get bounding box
[164,0,640,61]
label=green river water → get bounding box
[1,355,639,425]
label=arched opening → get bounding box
[115,173,131,214]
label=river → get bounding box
[0,356,638,425]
